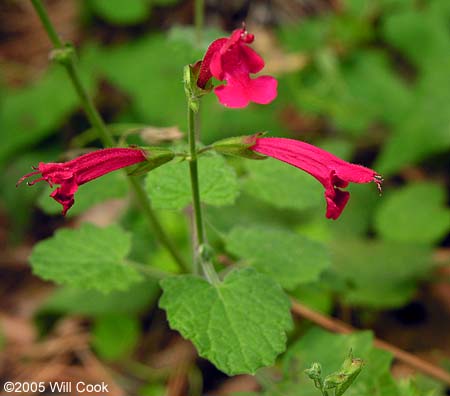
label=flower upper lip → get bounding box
[197,27,278,108]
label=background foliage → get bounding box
[0,0,449,395]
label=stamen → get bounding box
[16,170,41,187]
[374,174,383,195]
[239,22,254,43]
[26,177,45,186]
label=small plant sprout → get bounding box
[305,350,364,396]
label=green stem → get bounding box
[31,0,64,48]
[31,0,188,273]
[188,107,204,246]
[194,0,204,43]
[187,105,220,284]
[128,178,190,272]
[65,63,115,147]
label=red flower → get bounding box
[197,27,277,108]
[250,137,382,219]
[17,148,147,215]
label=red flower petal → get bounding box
[17,148,146,215]
[197,28,277,108]
[250,137,382,219]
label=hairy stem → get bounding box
[65,63,115,147]
[31,0,189,273]
[188,108,204,248]
[187,105,220,284]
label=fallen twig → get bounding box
[291,299,450,386]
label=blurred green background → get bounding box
[0,0,449,395]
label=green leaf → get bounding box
[91,33,202,131]
[398,375,447,396]
[343,0,373,18]
[2,150,58,240]
[285,330,374,376]
[159,268,293,375]
[375,64,450,174]
[375,2,450,173]
[375,182,450,244]
[243,158,323,212]
[30,223,142,292]
[226,226,330,290]
[317,138,354,161]
[381,5,450,71]
[290,284,333,314]
[92,314,140,361]
[329,239,434,308]
[37,170,129,216]
[146,155,239,210]
[330,184,380,237]
[284,47,412,136]
[278,18,329,53]
[40,280,159,316]
[139,384,166,396]
[342,51,412,127]
[0,67,90,164]
[89,0,150,25]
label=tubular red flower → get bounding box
[197,27,277,108]
[250,137,382,220]
[17,148,147,215]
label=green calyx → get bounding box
[184,63,212,112]
[127,147,176,176]
[211,132,268,160]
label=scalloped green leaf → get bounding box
[30,223,142,292]
[159,268,293,375]
[146,155,239,210]
[375,182,450,244]
[226,226,330,290]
